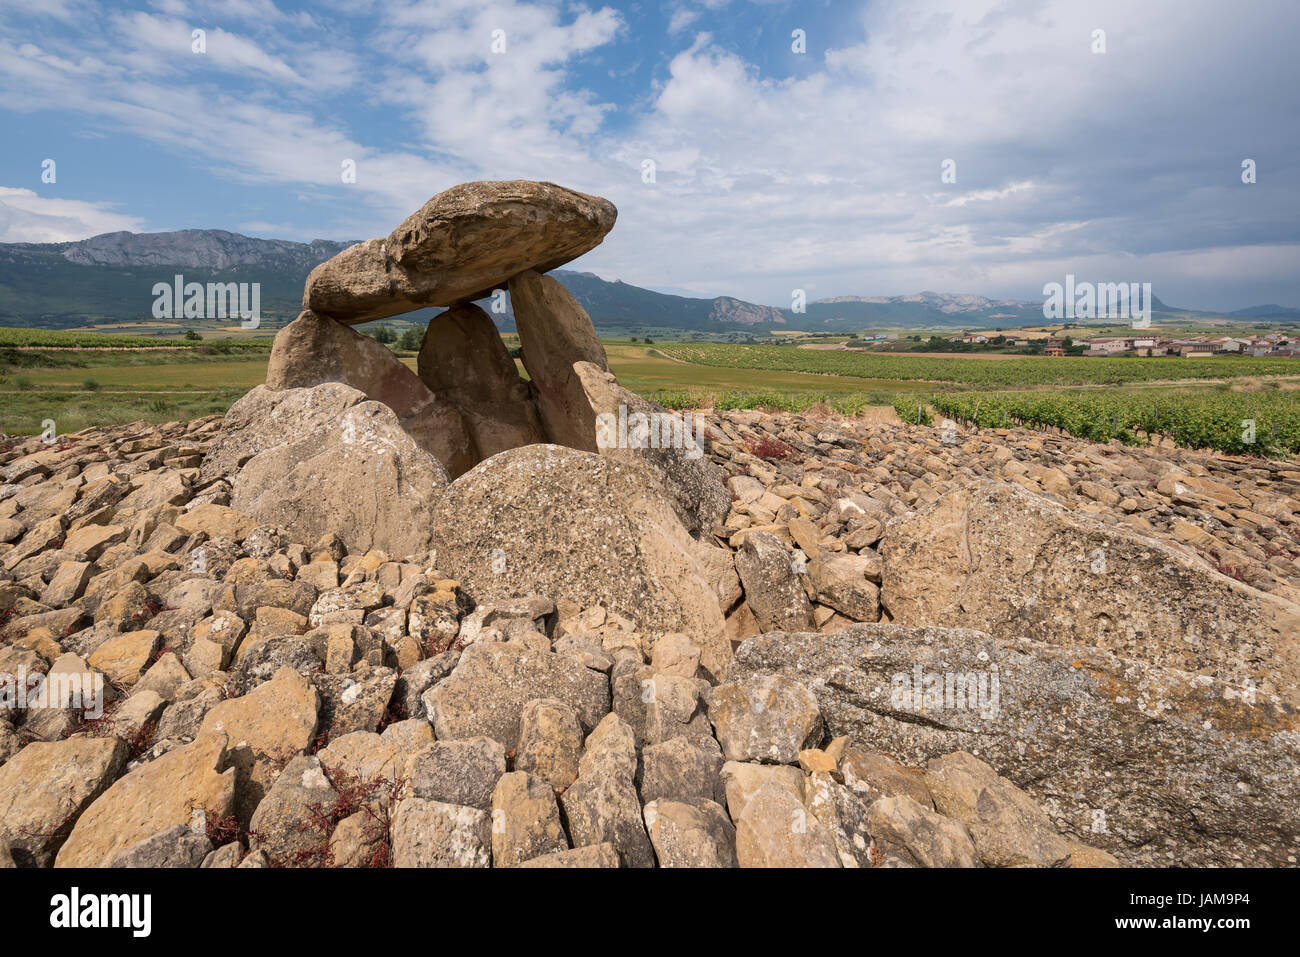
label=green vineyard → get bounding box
[927,389,1300,456]
[658,343,1300,388]
[0,328,272,350]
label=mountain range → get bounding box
[0,229,1293,334]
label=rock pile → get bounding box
[0,406,1294,868]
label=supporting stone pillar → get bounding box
[418,301,546,461]
[509,269,609,451]
[266,309,477,477]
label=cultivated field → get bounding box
[2,329,1297,457]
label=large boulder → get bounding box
[429,444,732,679]
[221,385,448,556]
[880,481,1300,704]
[56,732,237,868]
[728,624,1300,867]
[303,181,616,324]
[417,301,546,461]
[265,309,475,476]
[201,382,361,485]
[575,362,730,537]
[508,270,609,451]
[0,737,128,867]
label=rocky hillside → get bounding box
[0,405,1294,869]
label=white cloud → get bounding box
[0,0,1294,311]
[0,187,144,242]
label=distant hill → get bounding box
[0,231,354,329]
[1229,304,1300,320]
[0,229,1290,335]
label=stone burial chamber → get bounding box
[210,179,731,558]
[265,180,618,478]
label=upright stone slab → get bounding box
[574,361,730,537]
[418,301,546,460]
[266,309,476,477]
[509,270,609,451]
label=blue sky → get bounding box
[1,0,1297,311]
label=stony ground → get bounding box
[0,408,1295,868]
[704,407,1300,609]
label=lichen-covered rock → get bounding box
[390,797,491,868]
[561,714,654,868]
[705,674,823,765]
[729,624,1300,867]
[490,771,568,867]
[734,531,816,633]
[303,180,616,325]
[573,361,730,537]
[880,481,1300,702]
[264,312,474,476]
[430,445,730,679]
[406,737,506,811]
[227,387,448,556]
[424,642,609,751]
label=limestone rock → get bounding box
[924,751,1071,868]
[735,531,816,633]
[425,642,608,751]
[806,551,880,622]
[639,735,726,807]
[880,481,1300,702]
[517,843,621,868]
[56,732,236,868]
[247,754,338,866]
[430,444,730,679]
[303,180,616,324]
[406,737,506,811]
[110,824,212,868]
[197,667,319,819]
[866,794,980,868]
[643,799,737,867]
[0,737,128,867]
[418,301,546,461]
[561,714,654,867]
[265,311,474,476]
[705,674,823,764]
[228,388,448,557]
[516,698,584,792]
[574,361,731,536]
[390,797,492,868]
[729,624,1300,867]
[490,771,568,867]
[733,780,841,868]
